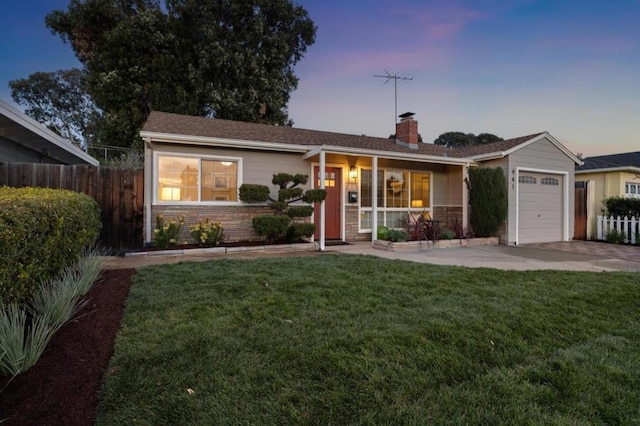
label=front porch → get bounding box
[304,148,470,250]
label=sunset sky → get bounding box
[1,0,638,156]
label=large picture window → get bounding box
[359,169,431,230]
[156,154,240,203]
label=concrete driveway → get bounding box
[328,240,640,272]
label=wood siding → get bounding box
[0,161,144,250]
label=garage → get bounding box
[518,172,564,244]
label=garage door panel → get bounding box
[518,172,563,244]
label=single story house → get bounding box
[140,111,581,248]
[575,151,640,239]
[0,99,98,165]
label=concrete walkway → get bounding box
[326,241,640,272]
[103,240,640,272]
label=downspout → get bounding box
[144,138,152,245]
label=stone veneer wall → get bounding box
[151,205,275,244]
[432,206,463,230]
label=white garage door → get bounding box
[518,172,563,244]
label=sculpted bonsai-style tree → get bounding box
[239,173,326,243]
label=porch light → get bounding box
[411,199,423,208]
[349,165,358,180]
[161,187,181,201]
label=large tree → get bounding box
[9,69,101,148]
[434,131,503,148]
[30,0,316,150]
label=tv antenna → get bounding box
[374,70,413,126]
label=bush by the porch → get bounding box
[467,168,508,237]
[239,173,326,242]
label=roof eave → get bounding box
[0,99,99,166]
[140,131,310,153]
[303,145,471,165]
[576,166,640,174]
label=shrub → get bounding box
[287,222,316,241]
[252,216,291,242]
[387,229,409,242]
[377,226,389,240]
[467,168,508,237]
[152,215,184,249]
[603,196,640,218]
[189,219,225,247]
[605,228,626,244]
[240,173,327,242]
[439,227,455,240]
[0,187,102,305]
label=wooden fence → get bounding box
[597,215,639,244]
[0,161,144,251]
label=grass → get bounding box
[96,255,640,424]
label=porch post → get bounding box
[372,156,378,243]
[462,163,469,230]
[319,150,326,251]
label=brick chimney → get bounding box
[395,112,418,149]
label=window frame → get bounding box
[153,151,243,205]
[358,168,432,232]
[625,182,640,198]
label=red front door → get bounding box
[314,167,341,240]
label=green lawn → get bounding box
[96,255,640,425]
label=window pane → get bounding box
[361,169,372,207]
[518,175,536,184]
[360,211,372,230]
[541,177,559,186]
[377,170,384,208]
[410,172,430,208]
[385,170,408,208]
[158,156,198,201]
[202,160,238,201]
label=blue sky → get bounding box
[1,0,639,156]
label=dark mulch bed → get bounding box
[0,268,135,426]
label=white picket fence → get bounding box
[597,215,639,244]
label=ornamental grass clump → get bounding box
[189,219,225,247]
[0,252,103,376]
[152,215,184,249]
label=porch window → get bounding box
[156,154,240,203]
[359,169,431,230]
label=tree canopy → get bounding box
[12,0,316,152]
[434,131,503,148]
[9,69,101,148]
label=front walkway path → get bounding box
[104,239,640,272]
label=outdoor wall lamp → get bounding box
[349,165,358,180]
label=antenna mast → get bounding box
[374,70,413,127]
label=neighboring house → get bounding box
[575,151,640,240]
[0,99,98,165]
[140,111,581,248]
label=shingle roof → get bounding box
[143,111,455,157]
[142,111,549,160]
[576,151,640,171]
[454,133,545,157]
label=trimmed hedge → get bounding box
[603,196,640,218]
[468,168,508,237]
[0,187,102,305]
